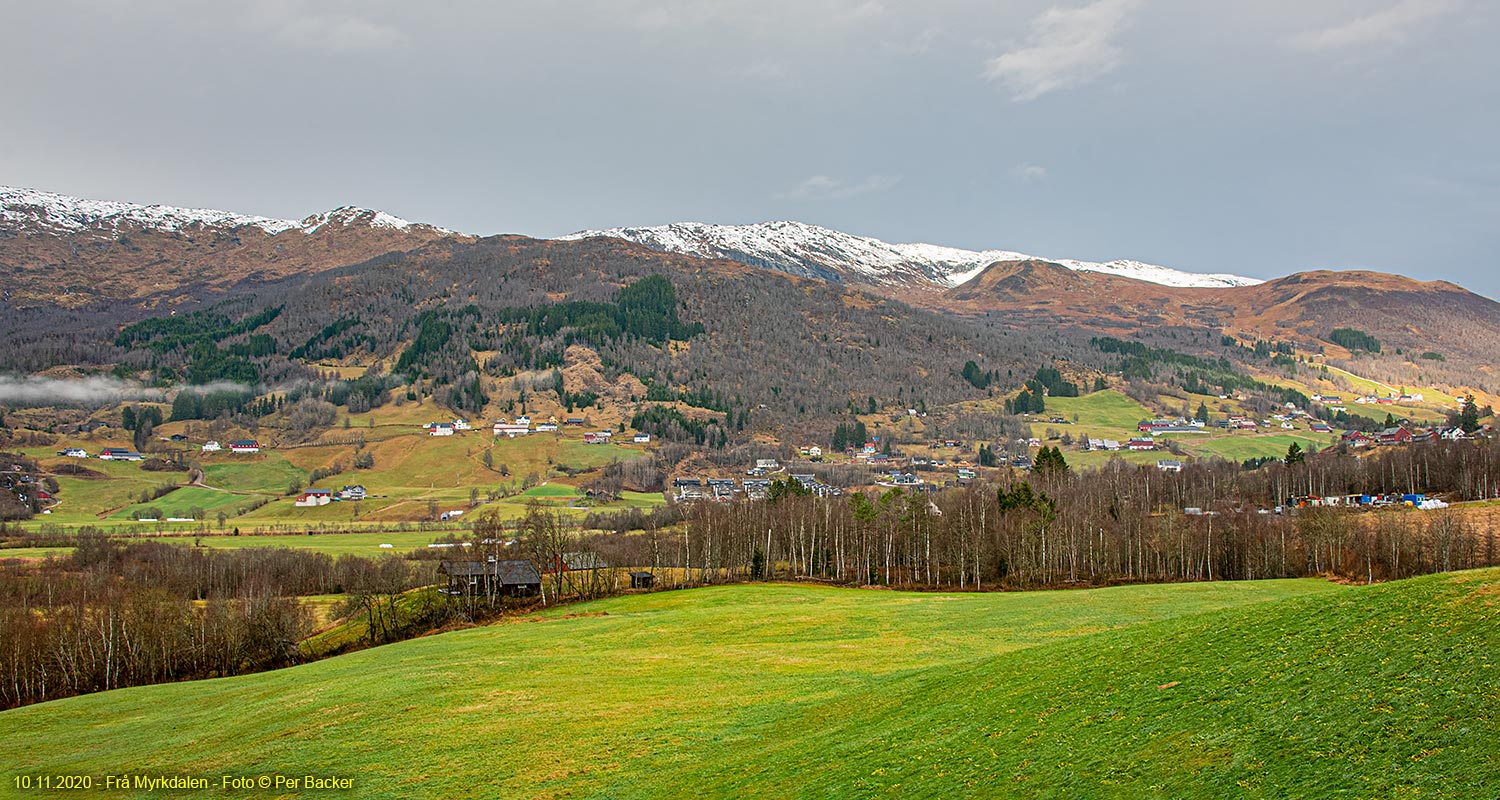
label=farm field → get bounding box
[0,547,72,560]
[1036,390,1156,430]
[1178,430,1337,462]
[1022,390,1340,465]
[108,485,256,521]
[180,530,453,556]
[8,572,1497,797]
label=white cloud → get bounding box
[272,15,407,52]
[733,60,790,80]
[598,0,886,34]
[0,376,164,406]
[1012,163,1048,182]
[984,0,1140,102]
[233,1,407,53]
[1287,0,1460,51]
[781,174,900,200]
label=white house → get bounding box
[633,433,651,443]
[1157,459,1184,473]
[536,422,559,432]
[494,422,531,437]
[429,423,455,437]
[62,448,88,458]
[453,419,473,431]
[516,416,531,426]
[201,441,222,453]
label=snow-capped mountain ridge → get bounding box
[560,221,1262,290]
[0,186,449,237]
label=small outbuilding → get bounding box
[629,571,655,589]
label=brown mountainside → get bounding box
[0,199,465,307]
[936,260,1500,364]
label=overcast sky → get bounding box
[3,1,1497,295]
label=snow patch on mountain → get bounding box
[0,186,448,237]
[560,221,1263,290]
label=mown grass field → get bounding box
[6,571,1496,798]
[107,486,254,521]
[1023,390,1340,466]
[1037,390,1156,429]
[1180,430,1338,462]
[180,530,453,555]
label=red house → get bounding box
[1377,427,1413,446]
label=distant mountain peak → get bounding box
[0,186,454,237]
[558,221,1263,290]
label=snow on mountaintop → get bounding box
[559,221,1263,290]
[0,186,448,237]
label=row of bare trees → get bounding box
[0,538,433,709]
[664,484,1494,591]
[627,440,1500,591]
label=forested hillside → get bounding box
[0,236,1109,431]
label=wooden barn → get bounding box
[439,560,542,598]
[629,571,655,589]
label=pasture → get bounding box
[7,572,1494,797]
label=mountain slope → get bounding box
[0,186,466,306]
[559,220,1263,290]
[942,259,1500,366]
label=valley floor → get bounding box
[3,574,1497,798]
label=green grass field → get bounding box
[201,454,307,495]
[1039,390,1155,429]
[1179,431,1337,462]
[107,486,256,521]
[180,530,454,555]
[0,547,71,560]
[7,571,1496,797]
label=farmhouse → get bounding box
[1341,431,1374,448]
[515,416,531,426]
[439,560,542,597]
[1377,427,1414,446]
[339,485,367,501]
[429,423,455,437]
[453,419,473,431]
[295,489,333,507]
[201,441,221,452]
[536,422,559,432]
[565,418,585,426]
[633,433,651,443]
[494,422,531,437]
[1157,459,1184,472]
[229,440,261,454]
[60,448,88,458]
